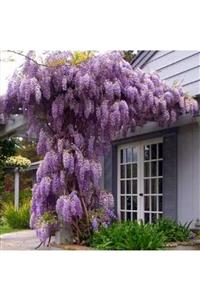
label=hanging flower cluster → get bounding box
[5,155,31,169]
[1,51,199,243]
[35,211,59,245]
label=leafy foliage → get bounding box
[2,188,32,206]
[0,138,18,195]
[123,50,135,63]
[0,138,17,160]
[1,50,198,244]
[90,221,166,250]
[155,218,191,242]
[16,139,41,163]
[90,218,192,250]
[0,224,23,235]
[3,202,30,229]
[0,188,32,224]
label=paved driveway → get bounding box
[0,230,59,250]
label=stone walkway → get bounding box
[0,230,59,250]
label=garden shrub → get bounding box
[90,221,166,250]
[3,202,30,229]
[0,188,32,225]
[155,218,191,242]
[2,188,32,206]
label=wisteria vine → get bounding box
[1,51,199,244]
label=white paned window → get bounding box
[118,138,163,224]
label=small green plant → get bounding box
[2,188,32,206]
[90,221,165,250]
[3,202,30,229]
[0,188,32,222]
[155,218,191,242]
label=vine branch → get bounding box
[5,50,49,67]
[5,50,68,68]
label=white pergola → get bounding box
[13,161,41,209]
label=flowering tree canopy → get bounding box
[1,51,199,244]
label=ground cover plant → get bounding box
[90,221,166,250]
[3,201,30,229]
[1,50,198,245]
[90,218,191,250]
[155,217,191,242]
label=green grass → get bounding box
[0,224,23,235]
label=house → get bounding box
[103,51,200,228]
[1,50,199,229]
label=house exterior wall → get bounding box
[103,51,200,226]
[104,121,200,227]
[177,123,200,227]
[104,128,179,220]
[142,51,200,97]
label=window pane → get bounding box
[132,148,138,162]
[151,144,157,159]
[121,211,125,221]
[151,196,157,211]
[144,145,150,160]
[120,165,125,178]
[126,164,131,178]
[151,178,157,194]
[145,213,150,223]
[127,196,131,210]
[133,212,137,221]
[132,180,137,194]
[158,161,163,176]
[120,196,125,210]
[120,149,125,163]
[159,196,163,212]
[158,143,163,159]
[144,196,150,211]
[120,181,125,194]
[151,213,157,223]
[144,179,150,194]
[151,161,157,177]
[127,180,131,194]
[132,196,137,210]
[132,164,137,177]
[159,178,163,193]
[126,148,132,162]
[127,212,131,220]
[144,162,150,177]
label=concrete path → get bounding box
[0,230,59,250]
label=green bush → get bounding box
[155,218,191,242]
[90,221,166,250]
[0,188,32,223]
[3,202,30,229]
[2,188,32,206]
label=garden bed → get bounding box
[51,241,200,251]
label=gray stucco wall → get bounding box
[177,123,200,227]
[163,131,177,221]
